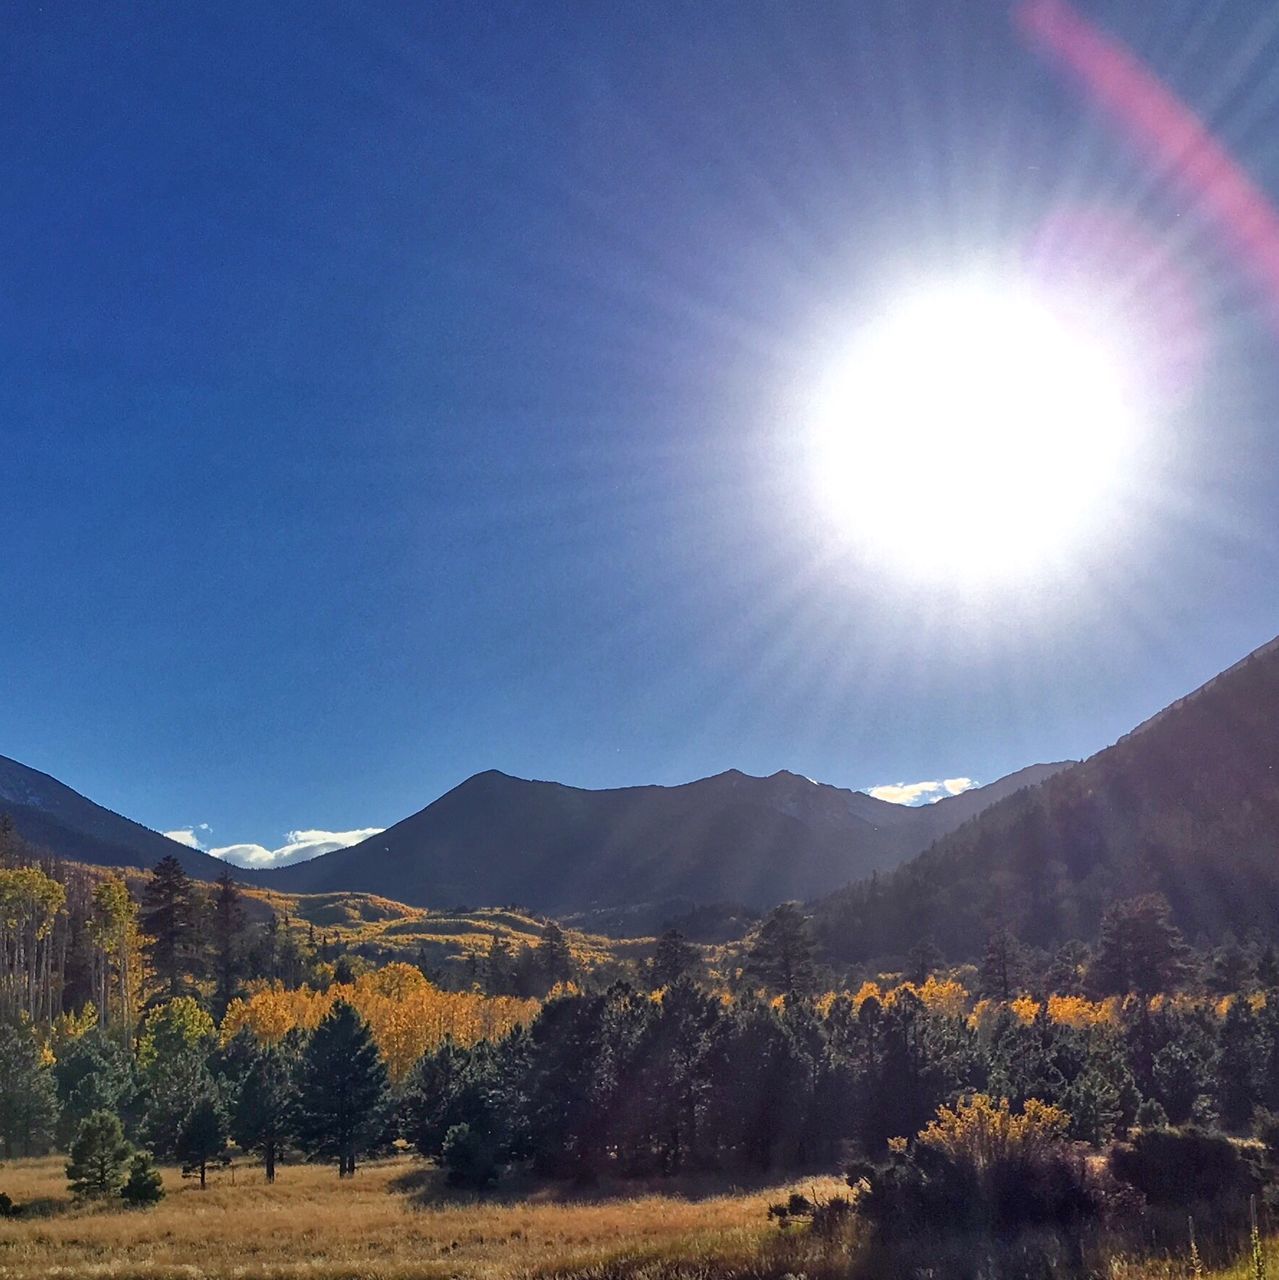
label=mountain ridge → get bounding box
[812,631,1279,960]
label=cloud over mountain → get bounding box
[867,777,976,805]
[162,825,384,868]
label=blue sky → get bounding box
[3,2,1278,863]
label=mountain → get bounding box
[0,754,227,880]
[812,634,1279,962]
[264,763,1069,916]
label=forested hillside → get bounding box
[814,635,1279,962]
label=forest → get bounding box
[6,826,1279,1278]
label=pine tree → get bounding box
[1090,896,1191,999]
[296,1001,389,1177]
[210,868,246,1020]
[745,904,817,997]
[66,1110,132,1199]
[120,1152,165,1206]
[141,855,202,1000]
[1217,998,1263,1131]
[176,1093,227,1189]
[978,925,1023,1002]
[535,923,574,989]
[232,1040,297,1182]
[0,1022,59,1157]
[651,929,700,989]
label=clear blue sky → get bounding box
[3,1,1277,855]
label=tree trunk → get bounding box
[265,1141,276,1183]
[199,1160,206,1190]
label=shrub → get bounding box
[0,1192,19,1219]
[120,1153,165,1207]
[856,1094,1122,1240]
[441,1122,502,1188]
[1108,1127,1261,1208]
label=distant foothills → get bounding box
[3,630,1279,954]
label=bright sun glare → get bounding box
[814,275,1142,582]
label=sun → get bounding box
[812,274,1142,582]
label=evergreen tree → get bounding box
[906,939,943,987]
[210,867,246,1020]
[141,855,202,1000]
[232,1039,298,1182]
[53,1031,134,1147]
[481,934,513,996]
[535,923,574,990]
[176,1093,227,1189]
[120,1152,165,1206]
[1090,896,1191,999]
[296,1001,389,1176]
[137,997,217,1157]
[66,1110,132,1199]
[0,1021,59,1157]
[978,925,1023,1002]
[650,929,700,990]
[745,904,817,998]
[1216,997,1262,1131]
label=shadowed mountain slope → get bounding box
[265,763,1068,913]
[812,635,1279,962]
[0,754,228,880]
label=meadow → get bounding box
[0,1155,851,1280]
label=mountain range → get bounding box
[6,629,1279,953]
[0,750,1064,917]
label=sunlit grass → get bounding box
[0,1154,849,1280]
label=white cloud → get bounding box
[868,777,978,806]
[208,828,383,870]
[164,828,205,849]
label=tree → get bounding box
[136,997,217,1157]
[745,904,817,998]
[650,929,700,990]
[296,1001,389,1176]
[0,1021,59,1157]
[66,1110,132,1199]
[177,1093,227,1189]
[1216,997,1262,1131]
[141,855,202,1001]
[232,1040,297,1182]
[210,868,246,1021]
[54,1030,134,1148]
[906,939,943,988]
[978,925,1023,1002]
[1089,896,1190,999]
[120,1152,165,1206]
[535,923,574,989]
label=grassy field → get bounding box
[0,1154,850,1280]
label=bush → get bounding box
[0,1192,19,1219]
[1108,1128,1260,1208]
[120,1153,165,1206]
[441,1123,501,1188]
[856,1095,1124,1241]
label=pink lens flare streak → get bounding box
[1017,0,1279,333]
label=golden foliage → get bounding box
[222,970,539,1082]
[918,1094,1069,1170]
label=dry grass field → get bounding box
[0,1154,850,1280]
